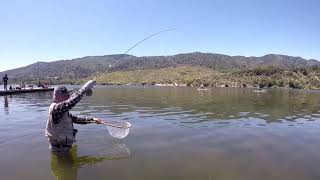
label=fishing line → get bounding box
[84,29,176,139]
[94,28,176,81]
[85,28,176,96]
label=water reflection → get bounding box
[50,143,131,180]
[4,96,8,108]
[3,96,9,115]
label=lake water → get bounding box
[1,86,320,180]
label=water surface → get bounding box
[1,86,320,180]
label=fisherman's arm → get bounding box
[51,89,86,124]
[51,80,95,124]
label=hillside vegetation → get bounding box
[95,66,320,89]
[1,52,320,89]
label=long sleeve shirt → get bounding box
[51,88,94,124]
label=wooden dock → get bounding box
[0,88,54,96]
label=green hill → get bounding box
[96,66,320,89]
[1,52,320,89]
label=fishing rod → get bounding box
[85,28,176,96]
[83,29,176,138]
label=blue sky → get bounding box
[0,0,319,71]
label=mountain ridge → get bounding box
[1,52,319,84]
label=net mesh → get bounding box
[106,121,131,139]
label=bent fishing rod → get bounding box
[86,28,176,96]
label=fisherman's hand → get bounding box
[93,118,103,124]
[83,80,96,91]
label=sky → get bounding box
[0,0,319,71]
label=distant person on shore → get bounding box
[20,82,25,89]
[38,81,44,88]
[38,80,48,88]
[2,74,8,91]
[45,80,103,152]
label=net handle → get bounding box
[102,121,131,129]
[90,120,131,129]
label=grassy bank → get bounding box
[94,66,320,90]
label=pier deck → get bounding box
[0,88,54,96]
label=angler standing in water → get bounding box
[45,80,103,152]
[45,29,174,152]
[2,74,8,91]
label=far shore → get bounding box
[52,83,320,91]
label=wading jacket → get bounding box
[45,88,93,146]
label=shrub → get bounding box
[267,80,276,88]
[276,80,284,87]
[289,80,302,89]
[289,81,295,88]
[252,65,282,76]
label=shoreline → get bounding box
[89,83,320,91]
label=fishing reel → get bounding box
[86,89,93,96]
